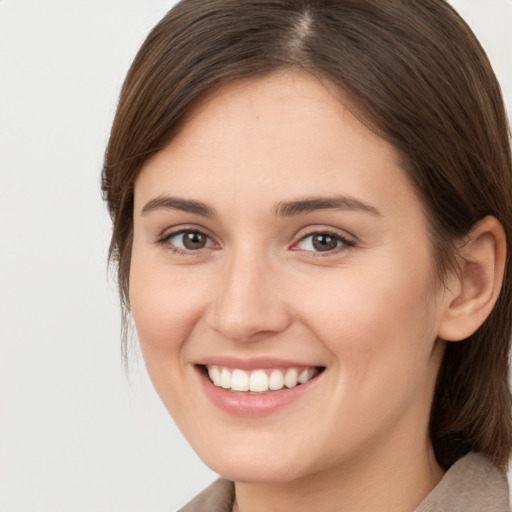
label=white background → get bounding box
[1,1,511,511]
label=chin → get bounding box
[208,458,307,484]
[193,438,314,484]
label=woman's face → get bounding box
[130,72,449,483]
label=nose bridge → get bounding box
[207,244,291,341]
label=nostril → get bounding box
[205,274,293,341]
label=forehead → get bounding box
[167,72,389,162]
[135,71,420,224]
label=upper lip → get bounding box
[196,356,324,371]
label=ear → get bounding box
[437,216,506,342]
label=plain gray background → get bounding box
[1,1,511,511]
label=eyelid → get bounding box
[157,225,219,254]
[155,224,356,255]
[290,226,356,254]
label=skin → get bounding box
[129,72,458,512]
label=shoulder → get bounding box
[415,452,510,512]
[178,478,235,512]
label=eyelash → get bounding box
[157,228,356,256]
[157,228,217,255]
[292,230,356,256]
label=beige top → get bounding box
[178,453,510,511]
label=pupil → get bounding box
[183,231,206,249]
[312,234,337,252]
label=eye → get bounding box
[163,229,215,252]
[294,231,354,253]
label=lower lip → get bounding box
[196,366,322,416]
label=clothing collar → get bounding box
[179,452,509,512]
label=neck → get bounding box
[232,435,443,512]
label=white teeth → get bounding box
[208,366,221,386]
[220,368,231,389]
[284,368,298,388]
[249,370,269,392]
[231,369,249,391]
[269,369,284,390]
[298,368,314,384]
[206,365,319,392]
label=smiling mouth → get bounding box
[201,365,325,393]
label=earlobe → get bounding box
[437,216,506,342]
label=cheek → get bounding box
[297,258,440,397]
[128,248,207,384]
[129,245,201,342]
[296,269,441,454]
[130,283,195,352]
[128,258,212,424]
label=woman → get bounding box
[102,0,512,510]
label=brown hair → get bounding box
[102,0,512,468]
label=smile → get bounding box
[197,362,325,415]
[206,365,320,392]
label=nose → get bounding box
[205,250,292,342]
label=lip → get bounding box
[195,362,324,416]
[196,356,321,371]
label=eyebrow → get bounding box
[141,196,215,217]
[274,195,382,217]
[140,194,382,218]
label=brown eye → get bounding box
[182,231,207,249]
[165,230,214,251]
[294,231,354,253]
[312,234,339,251]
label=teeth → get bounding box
[298,368,314,384]
[231,369,249,391]
[269,369,284,390]
[208,366,221,386]
[284,368,298,388]
[206,365,318,392]
[220,368,231,389]
[249,370,269,392]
